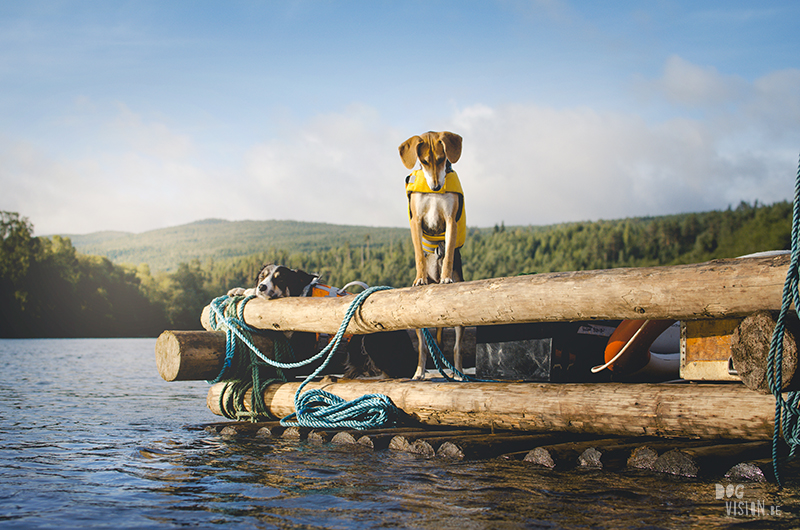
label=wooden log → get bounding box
[218,422,272,438]
[731,310,800,393]
[626,440,715,470]
[201,421,281,435]
[155,328,477,382]
[201,255,789,334]
[524,438,612,469]
[437,433,569,460]
[280,426,309,440]
[652,441,771,477]
[207,379,777,439]
[155,330,276,382]
[388,430,490,453]
[725,458,800,483]
[256,424,286,438]
[308,429,339,444]
[576,438,655,470]
[356,428,443,450]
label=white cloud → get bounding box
[652,55,748,108]
[241,104,409,227]
[1,57,797,236]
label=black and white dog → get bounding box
[228,264,416,379]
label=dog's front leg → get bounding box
[413,329,427,380]
[453,325,464,380]
[439,206,459,284]
[409,198,429,286]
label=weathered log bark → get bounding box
[200,255,788,334]
[731,310,800,393]
[207,379,777,439]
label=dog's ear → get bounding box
[293,269,319,288]
[439,131,462,164]
[256,263,273,284]
[398,136,422,169]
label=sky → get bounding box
[1,1,799,236]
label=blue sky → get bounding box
[1,1,799,235]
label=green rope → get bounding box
[207,294,296,421]
[767,152,800,486]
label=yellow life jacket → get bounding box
[405,168,466,253]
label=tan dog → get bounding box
[399,131,466,380]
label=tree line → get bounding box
[0,201,791,337]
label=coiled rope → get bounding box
[767,152,800,486]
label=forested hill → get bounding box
[59,219,410,272]
[59,201,791,277]
[1,200,791,337]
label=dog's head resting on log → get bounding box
[253,264,319,299]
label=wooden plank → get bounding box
[200,255,789,334]
[207,379,777,439]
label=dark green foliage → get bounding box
[0,201,791,337]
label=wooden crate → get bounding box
[680,319,742,381]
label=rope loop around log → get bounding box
[768,151,800,486]
[278,285,401,430]
[209,286,403,429]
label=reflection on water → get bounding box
[0,339,799,529]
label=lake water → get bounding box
[1,338,799,529]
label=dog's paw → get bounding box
[227,287,247,296]
[411,368,427,381]
[440,277,454,284]
[413,277,429,287]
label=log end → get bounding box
[155,331,181,382]
[731,310,800,393]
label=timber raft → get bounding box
[157,254,799,481]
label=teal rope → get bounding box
[420,327,494,382]
[280,286,401,430]
[768,152,800,486]
[208,287,402,430]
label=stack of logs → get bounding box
[199,420,790,483]
[157,255,800,483]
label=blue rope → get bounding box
[208,287,402,430]
[768,152,800,486]
[420,327,494,382]
[279,286,402,430]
